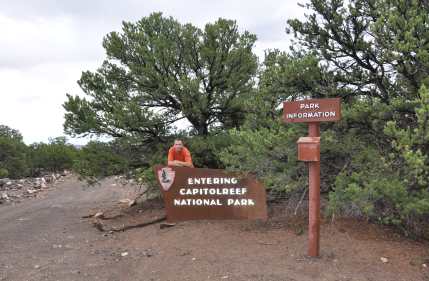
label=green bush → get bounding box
[220,121,307,198]
[29,137,78,175]
[186,132,233,169]
[328,86,429,237]
[0,168,8,178]
[0,128,30,179]
[72,141,129,184]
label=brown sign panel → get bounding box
[154,165,268,222]
[283,98,341,123]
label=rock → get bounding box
[1,193,9,200]
[144,249,154,257]
[92,221,104,231]
[128,199,136,207]
[34,178,41,189]
[380,257,389,263]
[423,263,427,268]
[6,181,12,186]
[119,198,132,204]
[94,212,104,219]
[119,198,137,207]
[33,177,47,188]
[121,252,128,257]
[160,222,176,229]
[44,174,56,184]
[178,250,190,256]
[27,189,38,194]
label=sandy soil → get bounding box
[0,176,428,281]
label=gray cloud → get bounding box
[0,0,306,69]
[0,0,306,144]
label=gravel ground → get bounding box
[0,175,428,281]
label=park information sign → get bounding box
[283,97,342,257]
[283,98,341,123]
[154,165,267,222]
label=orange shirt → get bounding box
[168,147,193,165]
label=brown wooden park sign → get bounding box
[154,165,267,222]
[283,98,341,123]
[154,97,341,258]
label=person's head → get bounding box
[173,139,184,152]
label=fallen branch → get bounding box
[112,216,167,232]
[100,214,123,220]
[81,211,106,219]
[134,186,152,201]
[92,216,167,232]
[81,214,95,219]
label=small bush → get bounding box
[0,168,9,178]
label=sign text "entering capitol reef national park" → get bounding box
[154,165,267,222]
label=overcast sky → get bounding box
[0,0,304,145]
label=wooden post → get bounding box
[308,122,320,257]
[283,98,341,257]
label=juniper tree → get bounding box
[63,13,258,142]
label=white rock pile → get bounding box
[0,170,71,205]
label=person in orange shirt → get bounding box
[167,139,194,168]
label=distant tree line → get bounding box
[0,125,129,181]
[0,125,77,178]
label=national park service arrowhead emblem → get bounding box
[158,167,175,191]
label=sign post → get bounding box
[283,98,341,257]
[307,122,320,257]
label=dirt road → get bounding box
[0,176,428,281]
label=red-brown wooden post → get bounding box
[283,98,341,258]
[307,122,320,257]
